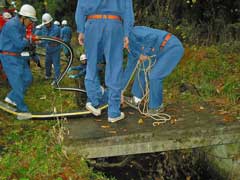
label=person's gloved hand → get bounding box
[28,44,36,52]
[26,34,39,43]
[67,67,74,73]
[68,74,79,79]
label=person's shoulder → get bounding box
[3,17,17,30]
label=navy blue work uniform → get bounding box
[122,26,184,110]
[0,16,32,112]
[75,0,134,118]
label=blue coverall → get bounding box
[34,27,42,36]
[122,26,184,110]
[41,24,61,81]
[0,16,32,112]
[75,0,134,118]
[29,26,42,66]
[60,25,72,56]
[68,64,86,79]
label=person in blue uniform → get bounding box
[68,53,105,80]
[0,12,12,85]
[0,4,38,112]
[60,20,72,58]
[75,0,134,122]
[34,24,43,36]
[41,13,61,83]
[122,26,184,113]
[68,54,87,79]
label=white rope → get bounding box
[135,56,171,126]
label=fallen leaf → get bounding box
[199,106,205,110]
[128,111,135,115]
[101,125,110,129]
[223,115,234,123]
[218,110,228,115]
[170,118,177,124]
[109,131,117,134]
[138,118,144,124]
[96,119,102,122]
[40,95,46,100]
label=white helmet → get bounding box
[42,13,53,25]
[80,54,87,61]
[2,12,12,19]
[61,20,67,25]
[18,4,37,22]
[54,20,60,25]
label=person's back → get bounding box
[0,16,28,53]
[122,26,184,114]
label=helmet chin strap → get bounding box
[21,17,26,26]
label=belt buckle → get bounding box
[102,15,107,19]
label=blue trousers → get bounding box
[45,50,61,81]
[84,19,124,118]
[131,35,184,109]
[1,55,32,112]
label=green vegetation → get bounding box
[0,120,114,179]
[0,53,114,179]
[0,42,239,178]
[0,0,239,179]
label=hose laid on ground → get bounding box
[0,36,108,120]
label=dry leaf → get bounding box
[101,125,110,129]
[199,106,204,110]
[128,111,135,115]
[223,115,234,123]
[109,131,117,134]
[40,95,46,100]
[138,118,144,124]
[218,110,228,115]
[170,118,177,124]
[95,119,102,122]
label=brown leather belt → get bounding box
[160,33,172,49]
[87,14,122,22]
[0,51,20,56]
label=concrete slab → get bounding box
[64,103,240,158]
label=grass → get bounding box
[0,53,114,179]
[164,44,240,106]
[0,43,239,179]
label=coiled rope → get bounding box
[123,56,171,126]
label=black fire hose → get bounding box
[38,36,74,86]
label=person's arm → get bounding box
[68,65,83,72]
[7,24,29,51]
[123,0,134,38]
[75,0,86,34]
